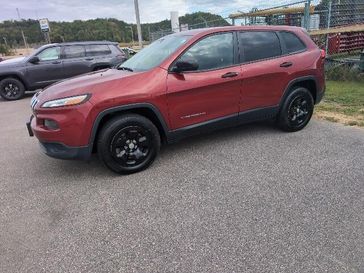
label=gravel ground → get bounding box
[0,96,363,273]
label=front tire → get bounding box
[97,114,161,174]
[0,78,25,101]
[277,87,314,132]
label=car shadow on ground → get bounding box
[47,120,279,178]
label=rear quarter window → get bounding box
[240,31,281,63]
[85,45,112,56]
[280,31,306,53]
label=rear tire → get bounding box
[97,114,160,174]
[277,87,314,132]
[0,78,25,101]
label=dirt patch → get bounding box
[314,110,364,128]
[3,48,34,60]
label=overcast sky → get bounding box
[0,0,265,23]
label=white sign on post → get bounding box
[39,18,50,32]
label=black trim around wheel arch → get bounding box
[0,72,30,90]
[280,75,320,106]
[316,86,325,104]
[89,103,170,149]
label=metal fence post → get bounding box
[325,0,332,55]
[304,0,311,30]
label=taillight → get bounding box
[320,49,326,59]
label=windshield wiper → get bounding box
[117,66,133,72]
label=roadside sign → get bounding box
[39,18,50,32]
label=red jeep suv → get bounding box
[27,26,325,174]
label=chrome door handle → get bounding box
[280,62,293,68]
[221,72,238,78]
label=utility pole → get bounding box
[134,0,143,48]
[325,0,332,55]
[303,0,311,30]
[16,8,29,52]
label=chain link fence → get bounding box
[230,0,364,55]
[309,0,364,55]
[150,0,364,56]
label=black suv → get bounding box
[0,41,126,100]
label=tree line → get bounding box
[0,12,229,49]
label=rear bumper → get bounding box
[39,142,92,160]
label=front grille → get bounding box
[30,93,39,110]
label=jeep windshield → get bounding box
[118,34,191,72]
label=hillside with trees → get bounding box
[0,12,229,49]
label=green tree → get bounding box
[0,12,229,46]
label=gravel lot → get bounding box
[1,96,363,273]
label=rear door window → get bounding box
[280,31,306,53]
[85,45,111,56]
[240,31,281,62]
[63,45,85,58]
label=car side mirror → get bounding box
[28,56,40,64]
[171,60,199,73]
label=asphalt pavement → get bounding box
[0,96,363,273]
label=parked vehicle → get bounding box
[27,26,325,174]
[0,41,126,100]
[120,47,137,59]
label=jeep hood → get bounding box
[38,68,140,102]
[0,57,27,68]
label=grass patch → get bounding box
[315,81,364,128]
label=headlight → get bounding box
[42,94,90,108]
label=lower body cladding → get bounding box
[39,142,92,160]
[26,105,281,161]
[315,88,325,104]
[27,114,92,160]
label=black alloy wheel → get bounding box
[97,114,160,174]
[0,78,25,101]
[287,95,310,127]
[277,87,314,132]
[111,126,152,167]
